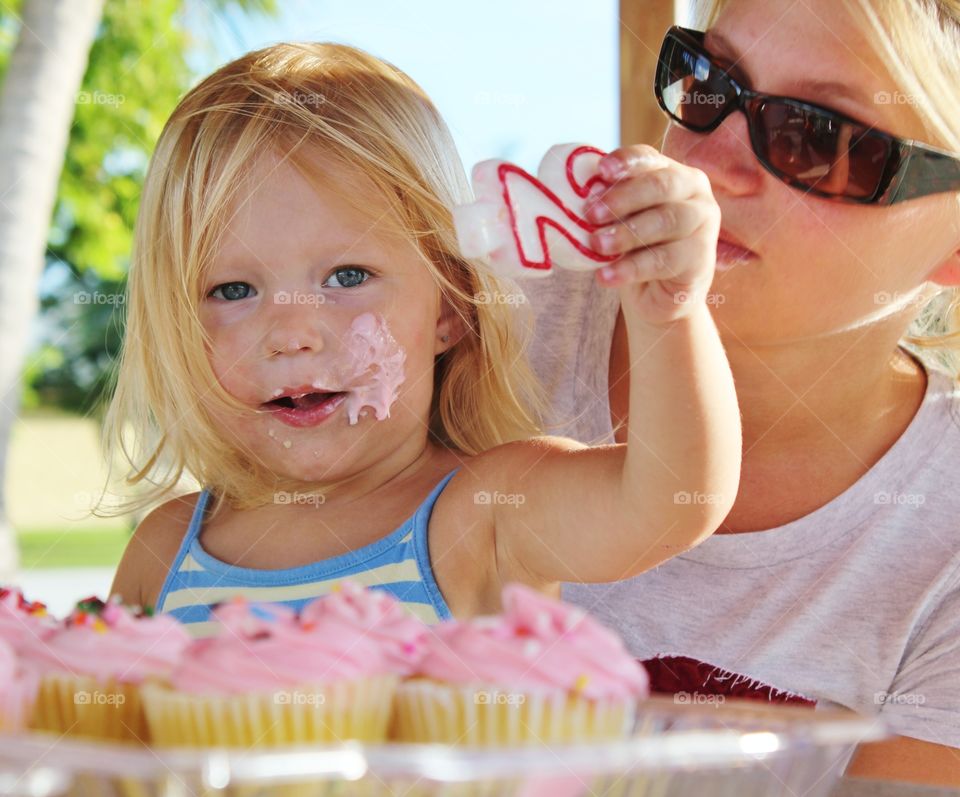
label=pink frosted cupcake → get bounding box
[393,584,649,745]
[0,588,52,735]
[142,592,403,747]
[24,596,191,743]
[0,639,39,733]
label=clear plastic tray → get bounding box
[0,696,887,797]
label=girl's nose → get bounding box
[666,113,764,199]
[265,295,329,356]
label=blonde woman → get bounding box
[107,44,741,637]
[533,0,960,785]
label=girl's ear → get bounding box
[435,298,466,355]
[928,250,960,287]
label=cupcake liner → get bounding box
[392,679,635,746]
[29,673,150,743]
[142,675,398,747]
[0,679,37,734]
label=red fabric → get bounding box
[641,654,817,707]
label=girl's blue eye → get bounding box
[209,282,255,301]
[324,267,370,288]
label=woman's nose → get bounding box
[264,292,329,356]
[664,113,765,198]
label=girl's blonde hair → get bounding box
[693,0,960,380]
[98,42,545,517]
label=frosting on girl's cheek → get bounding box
[334,312,406,425]
[256,313,406,447]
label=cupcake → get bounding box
[24,596,191,743]
[393,583,649,746]
[0,587,55,734]
[0,639,39,733]
[142,591,402,748]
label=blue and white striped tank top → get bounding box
[156,469,458,637]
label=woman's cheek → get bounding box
[812,203,920,292]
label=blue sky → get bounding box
[185,0,619,173]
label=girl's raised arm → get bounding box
[477,146,742,585]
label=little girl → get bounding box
[107,43,741,636]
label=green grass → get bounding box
[16,527,130,569]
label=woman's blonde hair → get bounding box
[97,42,545,517]
[693,0,960,380]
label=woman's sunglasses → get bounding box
[655,26,960,205]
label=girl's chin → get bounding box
[266,459,346,487]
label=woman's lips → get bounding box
[716,237,758,271]
[260,392,348,428]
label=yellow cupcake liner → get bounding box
[29,673,149,743]
[391,679,635,746]
[142,675,398,748]
[0,685,36,734]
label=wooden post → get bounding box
[619,0,678,148]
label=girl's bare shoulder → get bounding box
[427,438,583,615]
[110,491,202,610]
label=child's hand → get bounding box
[585,145,721,327]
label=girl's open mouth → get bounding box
[260,391,348,428]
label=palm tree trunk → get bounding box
[0,0,105,581]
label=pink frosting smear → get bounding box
[335,312,406,425]
[266,313,405,430]
[416,583,650,701]
[299,581,428,675]
[170,594,395,695]
[22,597,191,684]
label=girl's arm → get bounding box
[480,145,742,585]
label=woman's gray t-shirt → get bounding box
[522,267,960,749]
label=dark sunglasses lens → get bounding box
[755,100,891,199]
[658,36,736,129]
